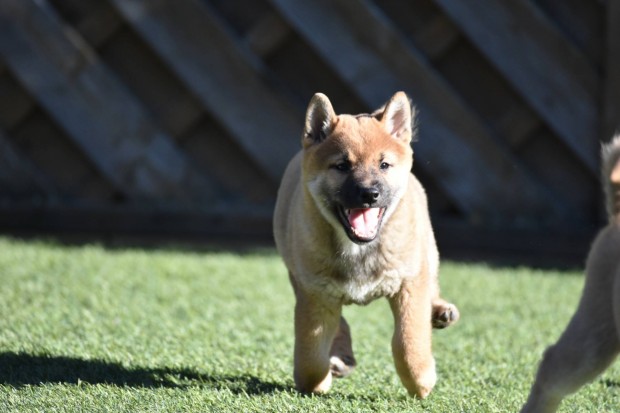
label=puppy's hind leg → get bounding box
[521,278,620,413]
[431,297,460,329]
[428,260,459,329]
[329,316,357,378]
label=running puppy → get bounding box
[521,134,620,413]
[273,92,459,398]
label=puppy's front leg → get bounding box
[388,277,436,398]
[293,287,341,393]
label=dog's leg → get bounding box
[329,316,356,378]
[521,282,620,413]
[388,277,436,398]
[428,260,459,329]
[293,287,341,393]
[431,297,460,329]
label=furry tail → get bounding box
[602,134,620,222]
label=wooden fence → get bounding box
[0,0,618,265]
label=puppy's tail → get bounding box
[602,134,620,223]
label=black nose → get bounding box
[359,187,380,204]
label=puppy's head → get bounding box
[302,92,415,244]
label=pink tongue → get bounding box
[348,208,381,238]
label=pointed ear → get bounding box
[380,92,414,144]
[303,93,335,148]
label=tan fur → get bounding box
[273,92,458,398]
[521,134,620,413]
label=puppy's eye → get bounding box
[332,161,351,172]
[380,162,391,170]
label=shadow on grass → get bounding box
[0,352,292,395]
[601,378,620,388]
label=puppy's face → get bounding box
[302,93,414,244]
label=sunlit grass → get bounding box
[0,237,617,412]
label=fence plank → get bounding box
[603,0,620,140]
[269,0,560,218]
[108,0,301,182]
[245,11,292,58]
[47,0,122,48]
[433,0,599,173]
[0,68,36,130]
[0,130,57,198]
[0,0,217,201]
[532,0,604,66]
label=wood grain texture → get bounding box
[109,0,301,182]
[0,0,608,262]
[0,0,217,201]
[434,0,599,172]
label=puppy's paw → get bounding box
[295,370,333,394]
[329,355,356,378]
[412,372,436,399]
[432,301,460,329]
[407,362,437,399]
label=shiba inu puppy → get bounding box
[273,91,459,398]
[521,135,620,413]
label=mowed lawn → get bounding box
[0,237,618,412]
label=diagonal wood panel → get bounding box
[0,130,58,198]
[269,0,560,218]
[108,0,301,183]
[433,0,599,173]
[0,0,217,202]
[0,0,608,260]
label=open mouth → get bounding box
[337,206,386,243]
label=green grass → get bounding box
[0,236,618,412]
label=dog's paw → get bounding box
[329,355,356,378]
[401,359,437,399]
[412,368,437,399]
[432,301,460,329]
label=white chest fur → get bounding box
[304,237,409,305]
